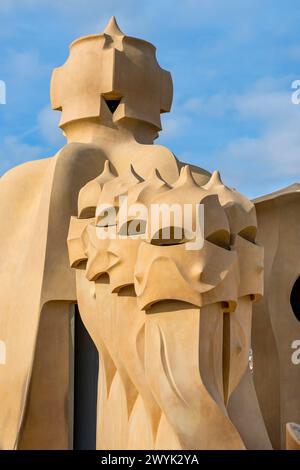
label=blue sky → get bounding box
[1,0,300,198]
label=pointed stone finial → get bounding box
[77,160,116,218]
[100,160,115,180]
[173,165,198,188]
[203,170,224,190]
[103,16,124,36]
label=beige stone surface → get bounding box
[0,144,106,449]
[253,186,300,449]
[0,16,270,449]
[18,302,73,450]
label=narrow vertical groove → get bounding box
[222,312,230,405]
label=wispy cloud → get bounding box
[0,135,45,174]
[179,78,300,197]
[37,106,65,147]
[1,0,300,199]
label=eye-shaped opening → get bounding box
[95,272,110,284]
[150,226,191,246]
[104,99,122,113]
[102,93,122,114]
[238,226,257,243]
[117,285,136,297]
[206,229,230,250]
[290,276,300,322]
[78,206,97,219]
[72,259,87,270]
[118,219,147,237]
[145,299,198,313]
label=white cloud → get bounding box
[159,114,190,140]
[184,94,234,118]
[211,79,300,195]
[0,0,298,199]
[0,0,54,13]
[167,77,300,196]
[2,49,47,83]
[0,104,64,176]
[8,50,43,78]
[38,106,65,146]
[0,135,45,175]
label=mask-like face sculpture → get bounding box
[127,166,263,404]
[51,17,172,132]
[134,166,237,311]
[129,167,263,312]
[68,165,263,418]
[134,241,239,311]
[69,165,145,293]
[82,224,142,294]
